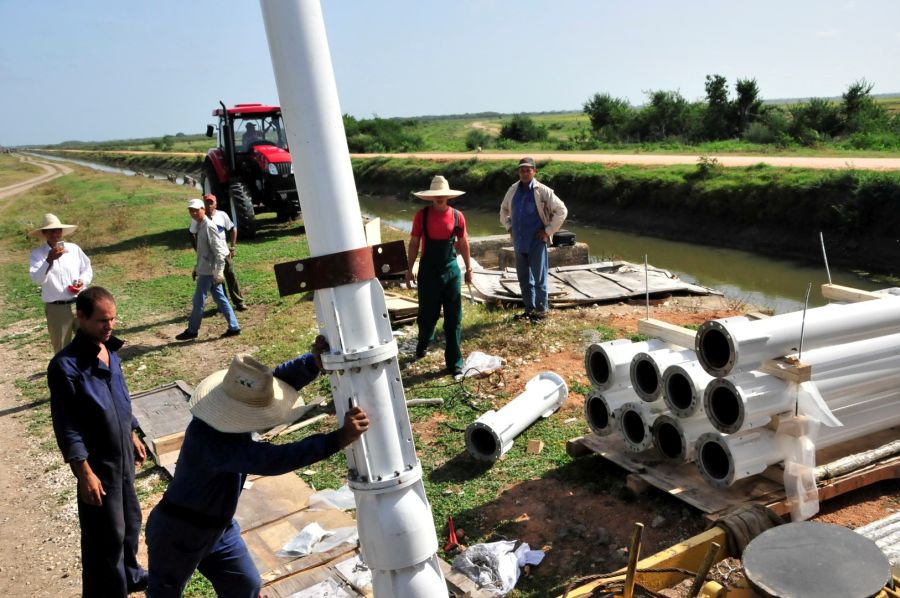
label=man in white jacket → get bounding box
[176,199,241,340]
[499,157,568,321]
[28,213,93,353]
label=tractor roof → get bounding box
[213,103,282,117]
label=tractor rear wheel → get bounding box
[229,181,257,240]
[201,161,231,215]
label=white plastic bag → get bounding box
[461,351,504,378]
[308,484,356,511]
[278,522,332,557]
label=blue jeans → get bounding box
[188,275,240,333]
[515,241,549,313]
[146,511,260,598]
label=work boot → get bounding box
[234,304,248,311]
[529,310,547,322]
[222,328,242,338]
[513,311,533,321]
[415,342,428,359]
[175,330,198,341]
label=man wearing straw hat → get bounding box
[29,213,93,353]
[499,157,568,321]
[405,175,472,377]
[145,340,369,597]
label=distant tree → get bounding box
[635,90,691,140]
[583,93,632,140]
[344,116,423,152]
[790,98,842,144]
[465,129,491,151]
[841,79,889,134]
[734,78,763,135]
[702,74,732,140]
[500,114,548,142]
[342,114,360,137]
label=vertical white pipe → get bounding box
[258,3,446,596]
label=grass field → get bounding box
[3,161,703,597]
[0,153,44,187]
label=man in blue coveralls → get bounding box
[499,157,568,321]
[145,337,369,597]
[48,286,148,596]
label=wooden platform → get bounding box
[131,381,194,477]
[567,427,900,519]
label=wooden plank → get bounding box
[151,431,185,456]
[821,283,883,303]
[261,558,363,598]
[637,318,696,349]
[234,473,316,533]
[758,356,812,384]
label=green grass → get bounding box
[0,153,44,186]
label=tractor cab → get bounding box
[201,103,300,239]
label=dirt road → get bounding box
[0,156,72,200]
[42,148,900,171]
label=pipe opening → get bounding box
[655,422,684,460]
[633,359,659,397]
[469,427,497,458]
[699,328,731,371]
[699,440,730,483]
[621,410,646,444]
[588,351,611,387]
[666,372,693,411]
[708,385,741,431]
[586,396,610,431]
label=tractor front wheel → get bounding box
[229,181,257,240]
[276,195,302,222]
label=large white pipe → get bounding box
[584,339,668,391]
[617,401,668,452]
[662,360,714,418]
[584,387,635,436]
[695,297,900,377]
[258,3,446,595]
[651,413,714,463]
[704,334,900,433]
[630,348,695,402]
[696,393,900,487]
[466,372,568,462]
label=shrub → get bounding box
[465,129,491,151]
[499,114,548,142]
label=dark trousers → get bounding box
[146,510,260,598]
[78,479,145,597]
[224,255,244,308]
[417,266,463,371]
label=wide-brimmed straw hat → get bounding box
[189,354,316,433]
[29,213,77,238]
[413,175,465,199]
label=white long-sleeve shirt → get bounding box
[29,242,93,302]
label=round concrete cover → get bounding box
[743,521,890,598]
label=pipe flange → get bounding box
[696,319,738,377]
[321,340,398,371]
[696,432,733,488]
[348,462,423,494]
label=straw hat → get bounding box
[189,354,316,433]
[29,213,77,238]
[413,175,465,199]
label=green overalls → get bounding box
[416,206,464,372]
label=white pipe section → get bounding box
[651,413,714,463]
[630,348,695,403]
[617,401,668,452]
[584,339,668,391]
[695,297,900,377]
[258,3,445,595]
[662,360,714,418]
[696,392,900,487]
[704,334,900,433]
[466,372,568,462]
[584,387,635,436]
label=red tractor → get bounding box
[201,102,300,239]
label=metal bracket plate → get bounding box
[273,240,407,296]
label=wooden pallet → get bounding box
[567,426,900,519]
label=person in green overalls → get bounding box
[405,175,473,377]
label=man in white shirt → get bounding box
[188,194,246,310]
[28,213,93,353]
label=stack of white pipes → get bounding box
[583,297,900,486]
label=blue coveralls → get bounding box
[511,180,549,314]
[145,353,342,598]
[48,332,146,597]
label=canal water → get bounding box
[358,194,882,313]
[29,152,882,313]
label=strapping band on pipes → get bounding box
[466,372,568,462]
[695,296,900,377]
[584,339,667,390]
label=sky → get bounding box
[1,0,899,146]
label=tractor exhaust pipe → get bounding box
[258,2,446,595]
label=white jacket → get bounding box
[194,217,228,276]
[499,179,568,244]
